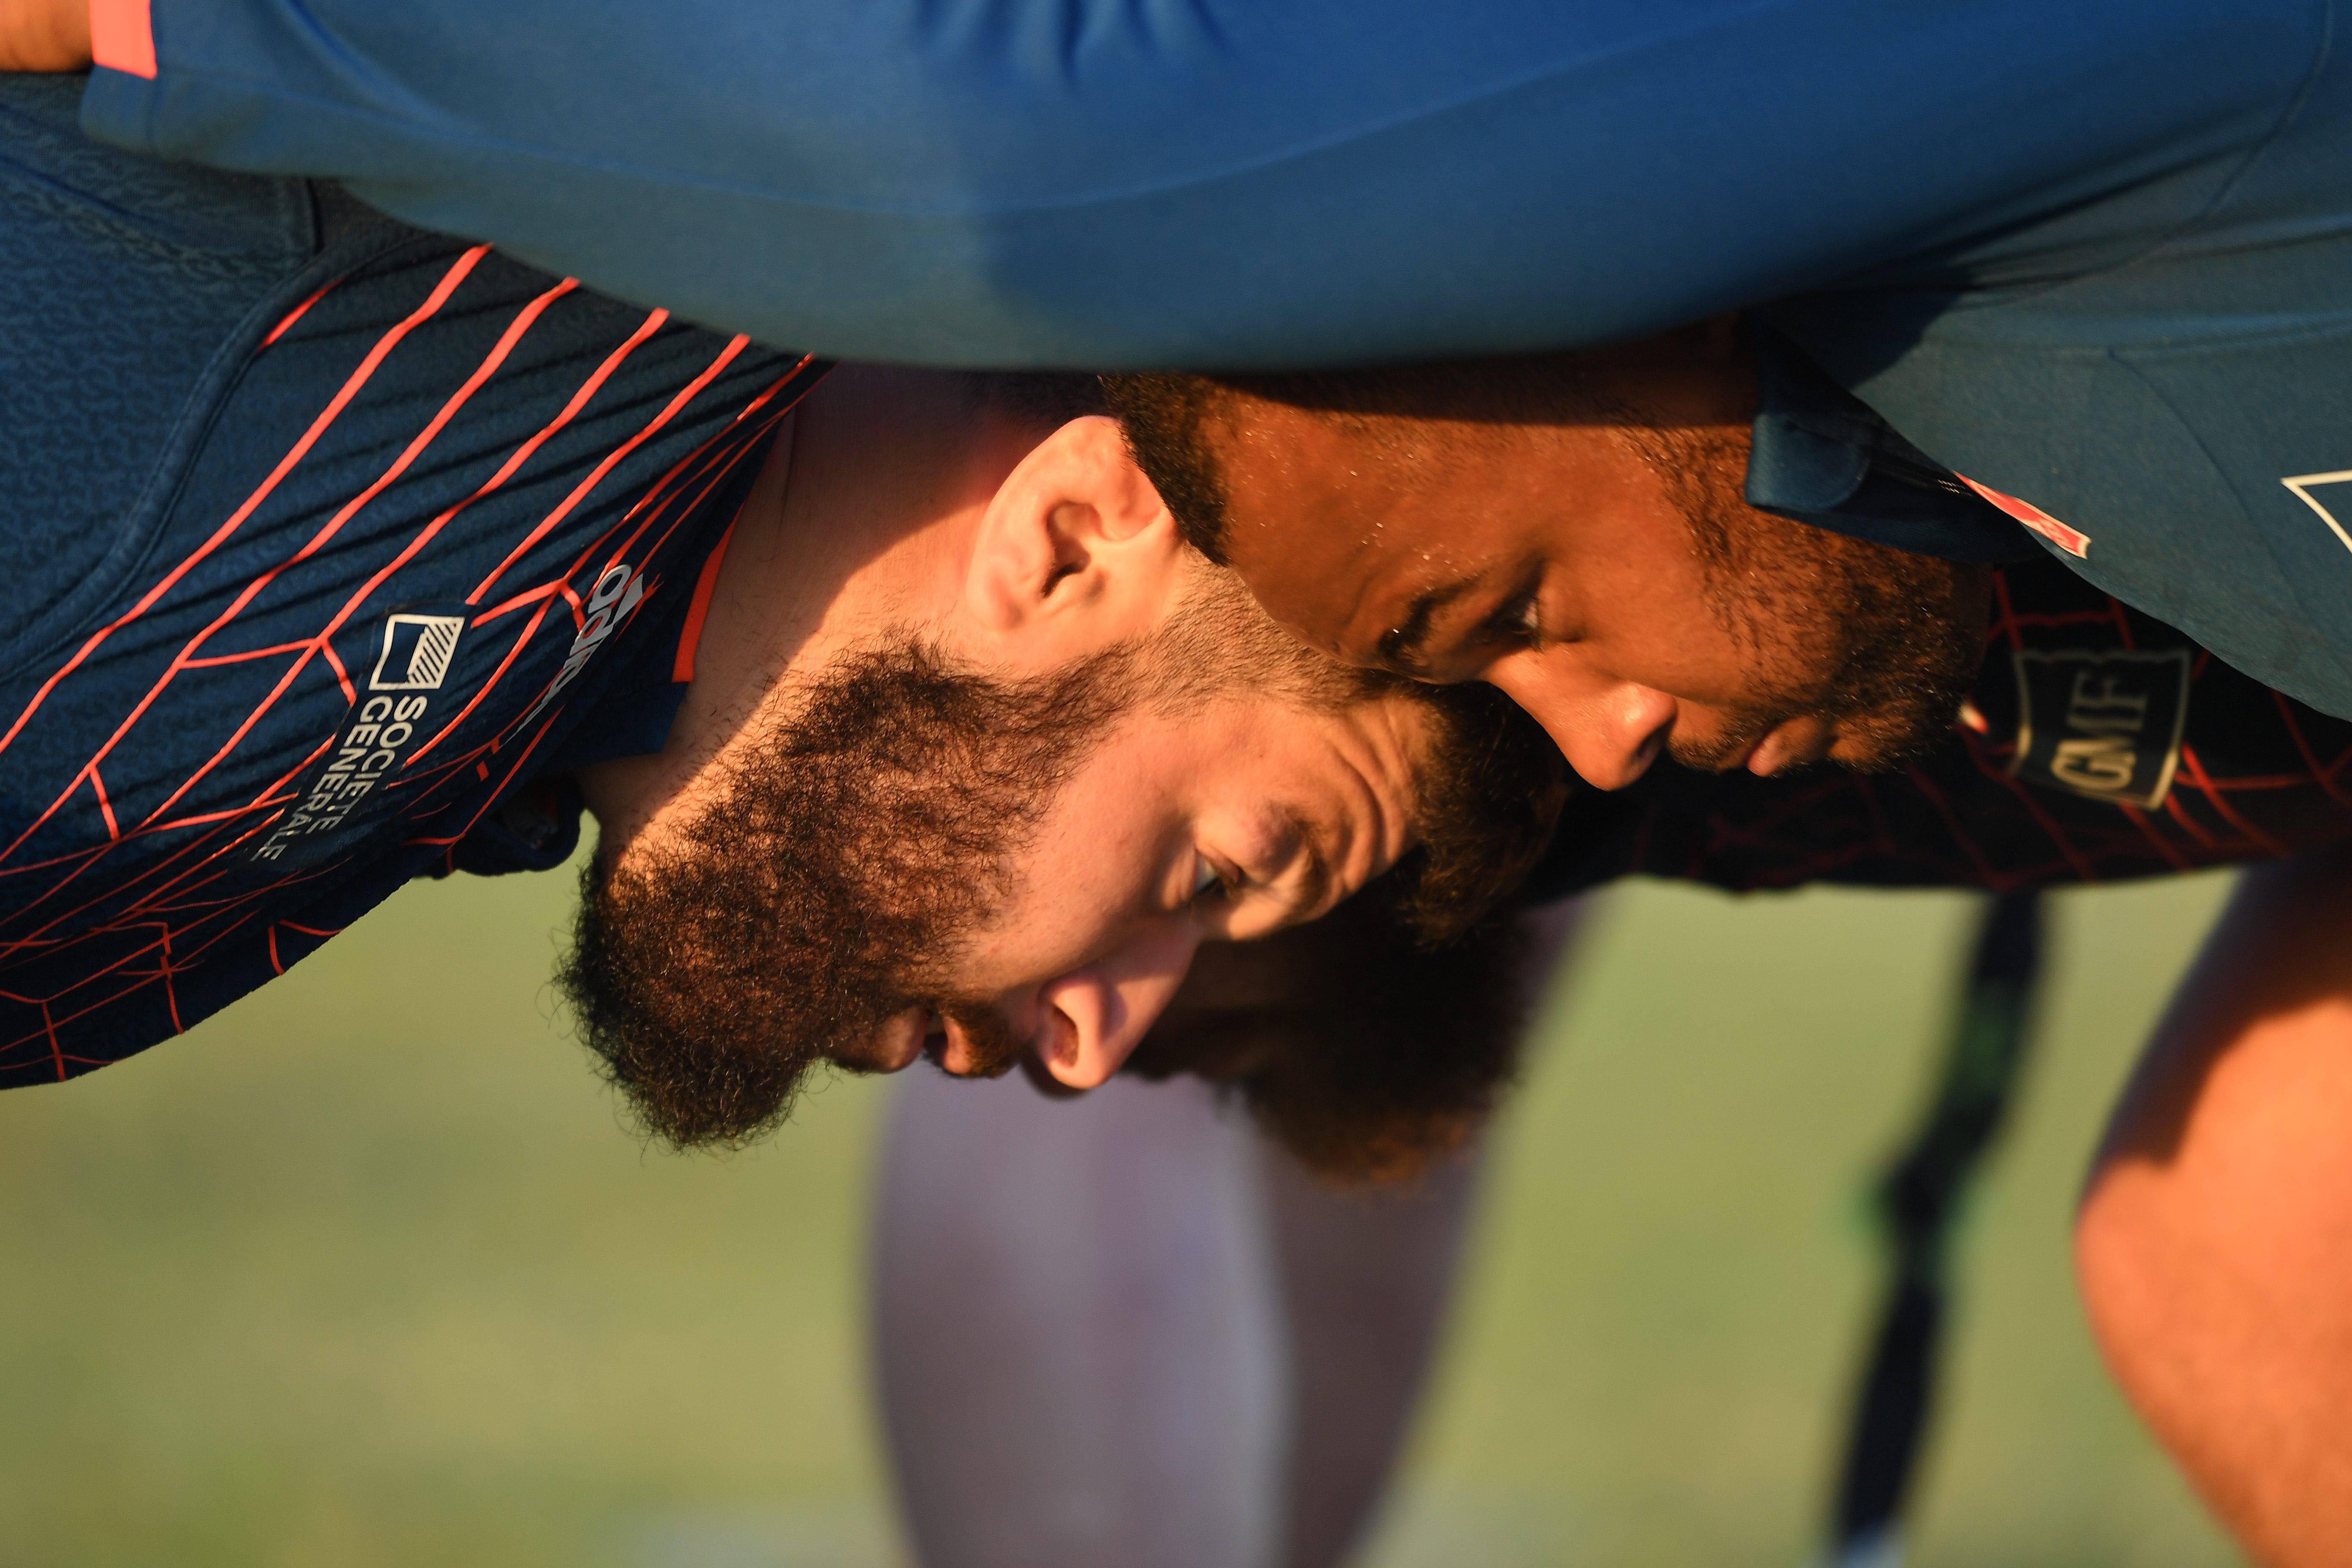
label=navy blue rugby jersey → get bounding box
[0,78,826,1087]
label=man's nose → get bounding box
[1031,924,1203,1090]
[1490,655,1677,790]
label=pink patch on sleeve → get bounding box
[1956,474,2090,558]
[89,0,158,79]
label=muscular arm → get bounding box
[66,0,2293,366]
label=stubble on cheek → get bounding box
[1633,426,1990,773]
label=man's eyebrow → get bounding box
[1375,577,1478,670]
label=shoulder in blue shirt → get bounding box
[68,1,2352,719]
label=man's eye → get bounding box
[1487,590,1542,649]
[1192,853,1236,903]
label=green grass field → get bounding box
[0,859,2245,1566]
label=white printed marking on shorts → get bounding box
[2282,469,2352,558]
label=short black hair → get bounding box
[1100,358,1615,569]
[1096,373,1234,564]
[962,370,1111,428]
[966,370,1240,566]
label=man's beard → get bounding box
[1628,427,1990,774]
[559,640,1130,1149]
[556,615,1565,1153]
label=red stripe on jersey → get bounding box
[1988,571,2024,653]
[474,582,562,626]
[444,403,787,760]
[160,929,182,1034]
[6,807,267,953]
[2274,691,2352,810]
[520,358,815,625]
[261,276,346,348]
[2178,745,2290,857]
[627,404,784,568]
[674,504,746,684]
[408,339,781,767]
[1986,766,2100,883]
[464,326,757,612]
[0,247,490,778]
[2116,800,2197,873]
[2159,791,2221,852]
[405,715,560,847]
[31,997,62,1081]
[318,639,357,705]
[181,641,316,668]
[89,769,120,841]
[128,274,579,831]
[405,595,570,771]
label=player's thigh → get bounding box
[2081,850,2352,1275]
[871,1069,1286,1568]
[1265,893,1588,1568]
[2076,851,2352,1541]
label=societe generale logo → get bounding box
[368,612,466,691]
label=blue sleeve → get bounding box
[80,0,2319,367]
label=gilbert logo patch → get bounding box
[2011,648,2190,810]
[1957,475,2091,558]
[253,602,471,864]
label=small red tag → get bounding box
[1956,475,2090,558]
[89,0,158,79]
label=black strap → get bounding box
[1824,891,2045,1564]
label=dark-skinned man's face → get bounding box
[1186,327,1994,791]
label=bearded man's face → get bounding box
[558,583,1561,1154]
[1103,348,1993,796]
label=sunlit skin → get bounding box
[1209,323,1993,790]
[580,365,1430,1093]
[0,0,90,71]
[865,693,1427,1089]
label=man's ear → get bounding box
[964,415,1186,648]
